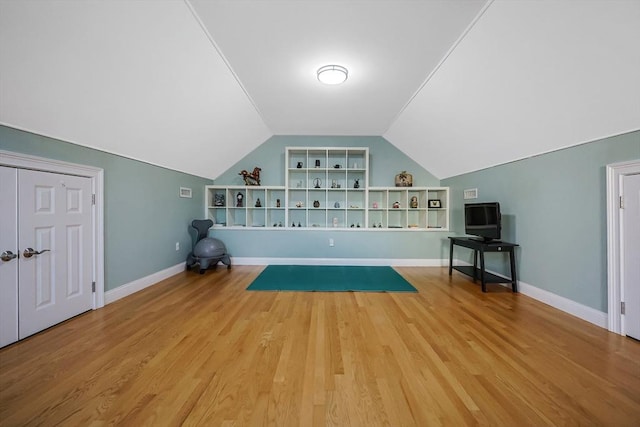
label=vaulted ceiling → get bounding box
[1,1,638,180]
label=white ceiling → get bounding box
[1,0,638,180]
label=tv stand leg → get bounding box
[448,239,454,276]
[479,249,487,292]
[510,249,518,292]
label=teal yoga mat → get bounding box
[246,265,417,292]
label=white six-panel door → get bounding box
[17,169,94,339]
[0,167,94,346]
[0,166,19,347]
[623,173,640,340]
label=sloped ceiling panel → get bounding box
[0,0,271,179]
[384,0,640,179]
[190,0,487,136]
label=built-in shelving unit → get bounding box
[207,186,286,228]
[205,146,449,231]
[285,147,368,229]
[368,187,449,230]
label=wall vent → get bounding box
[463,188,478,199]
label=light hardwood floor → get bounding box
[1,266,639,426]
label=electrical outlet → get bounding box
[175,242,180,251]
[329,238,334,247]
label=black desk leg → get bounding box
[472,250,478,281]
[449,239,454,275]
[479,249,487,292]
[510,249,518,292]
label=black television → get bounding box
[464,202,501,242]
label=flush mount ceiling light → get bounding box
[317,65,348,85]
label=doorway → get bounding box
[607,159,640,338]
[0,151,104,347]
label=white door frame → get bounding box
[0,150,105,309]
[606,158,640,335]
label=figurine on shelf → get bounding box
[255,198,262,207]
[354,179,360,189]
[214,193,225,206]
[393,201,400,209]
[410,196,418,208]
[313,178,322,188]
[297,161,303,168]
[239,167,261,186]
[236,192,244,207]
[276,198,281,208]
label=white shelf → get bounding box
[205,147,449,231]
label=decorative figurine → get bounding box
[334,164,341,168]
[354,179,360,189]
[298,221,302,227]
[395,171,413,187]
[255,198,262,207]
[331,179,337,188]
[334,201,340,208]
[239,167,261,185]
[393,201,400,209]
[214,193,225,206]
[313,200,320,208]
[295,201,303,208]
[410,196,418,208]
[372,201,378,209]
[313,178,322,188]
[315,159,321,168]
[297,161,303,168]
[276,198,281,208]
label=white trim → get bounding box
[452,259,607,328]
[230,257,448,267]
[517,280,607,329]
[606,159,640,335]
[0,149,105,309]
[104,262,185,304]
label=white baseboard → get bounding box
[452,259,607,328]
[230,257,448,267]
[517,281,607,328]
[105,262,185,304]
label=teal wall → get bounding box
[0,125,212,291]
[216,135,440,187]
[442,131,640,312]
[212,135,451,260]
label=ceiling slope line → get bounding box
[382,0,494,136]
[183,0,273,135]
[0,121,214,180]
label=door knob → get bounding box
[22,248,50,258]
[1,251,18,262]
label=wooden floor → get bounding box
[1,266,639,426]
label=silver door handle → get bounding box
[1,251,18,262]
[23,248,50,258]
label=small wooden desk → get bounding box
[448,237,519,293]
